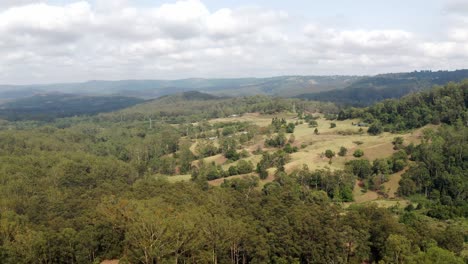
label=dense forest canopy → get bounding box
[0,82,466,264]
[0,94,144,121]
[338,80,468,132]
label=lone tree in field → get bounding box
[330,123,336,128]
[338,146,348,156]
[308,120,318,127]
[392,136,404,150]
[314,128,319,135]
[325,149,335,163]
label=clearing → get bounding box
[169,112,426,206]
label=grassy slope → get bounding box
[169,112,426,205]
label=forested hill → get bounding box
[106,94,339,124]
[2,70,468,104]
[0,94,144,121]
[0,81,466,263]
[156,91,222,102]
[338,80,468,132]
[297,70,468,106]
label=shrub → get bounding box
[368,123,383,135]
[338,146,348,156]
[237,160,254,174]
[308,120,318,127]
[353,149,364,157]
[325,149,335,159]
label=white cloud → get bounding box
[0,0,40,9]
[0,0,467,84]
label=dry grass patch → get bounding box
[203,154,227,165]
[101,260,120,264]
[221,154,262,170]
[366,199,410,208]
[208,173,257,186]
[383,168,408,198]
[163,174,192,183]
[352,181,379,203]
[208,112,287,127]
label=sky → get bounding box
[1,0,468,84]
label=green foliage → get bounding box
[346,159,372,179]
[325,149,335,159]
[286,122,295,133]
[256,150,291,178]
[340,81,468,132]
[0,82,465,263]
[411,246,464,264]
[265,131,287,148]
[299,69,468,106]
[308,120,318,127]
[0,94,144,121]
[398,124,467,219]
[221,176,259,192]
[392,136,404,150]
[338,146,348,156]
[367,122,383,135]
[353,149,364,157]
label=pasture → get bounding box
[171,112,425,205]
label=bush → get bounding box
[228,165,239,176]
[325,149,335,159]
[286,123,295,133]
[284,144,297,153]
[368,123,383,135]
[392,159,406,172]
[338,146,348,156]
[237,160,254,174]
[330,123,336,128]
[308,120,318,127]
[225,148,240,161]
[353,149,364,157]
[240,149,250,158]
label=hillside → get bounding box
[0,83,466,263]
[3,70,468,107]
[108,93,338,124]
[0,94,144,121]
[297,69,468,106]
[156,91,222,102]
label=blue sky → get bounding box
[0,0,467,84]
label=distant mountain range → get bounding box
[1,69,468,121]
[296,69,468,106]
[0,76,360,100]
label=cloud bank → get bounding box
[0,0,467,84]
